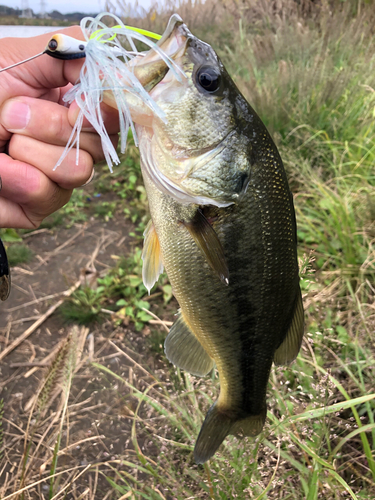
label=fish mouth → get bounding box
[157,14,189,57]
[132,14,191,91]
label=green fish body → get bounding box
[132,15,304,463]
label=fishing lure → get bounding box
[0,13,183,169]
[61,15,182,170]
[54,13,184,170]
[0,13,183,301]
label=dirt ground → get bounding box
[0,212,180,498]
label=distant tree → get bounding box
[0,4,22,16]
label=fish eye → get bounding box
[48,39,58,51]
[196,66,221,93]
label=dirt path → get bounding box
[0,214,175,496]
[0,216,133,384]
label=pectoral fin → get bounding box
[141,220,164,293]
[165,313,214,376]
[273,289,304,366]
[182,209,229,285]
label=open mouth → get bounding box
[130,14,190,92]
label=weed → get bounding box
[0,228,22,243]
[60,287,105,325]
[55,189,90,228]
[16,329,80,498]
[147,328,167,355]
[94,134,148,224]
[7,244,33,267]
[94,200,117,220]
[60,248,164,330]
[90,358,375,499]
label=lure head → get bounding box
[46,34,87,60]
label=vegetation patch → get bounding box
[6,243,34,267]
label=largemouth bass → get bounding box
[110,15,304,464]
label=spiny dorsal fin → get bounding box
[182,209,229,285]
[273,289,304,366]
[141,220,164,294]
[165,313,214,377]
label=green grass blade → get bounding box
[286,394,375,422]
[328,470,359,500]
[306,462,319,500]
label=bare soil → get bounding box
[0,210,178,498]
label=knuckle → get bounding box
[47,111,67,140]
[7,134,22,158]
[67,149,93,187]
[77,151,94,179]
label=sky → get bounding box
[4,0,153,15]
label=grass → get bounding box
[0,16,74,26]
[5,244,33,267]
[100,0,375,497]
[1,0,375,498]
[88,359,375,499]
[59,249,169,331]
[3,328,84,499]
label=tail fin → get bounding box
[194,403,266,464]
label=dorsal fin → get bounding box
[165,313,214,377]
[141,220,164,293]
[182,209,229,285]
[273,289,304,366]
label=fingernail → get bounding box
[1,100,30,130]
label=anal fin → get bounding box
[141,220,163,294]
[165,313,214,377]
[182,208,229,285]
[273,288,304,366]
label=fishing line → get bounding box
[0,51,46,73]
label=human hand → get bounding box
[0,26,119,229]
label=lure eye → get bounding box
[196,66,221,93]
[48,38,58,51]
